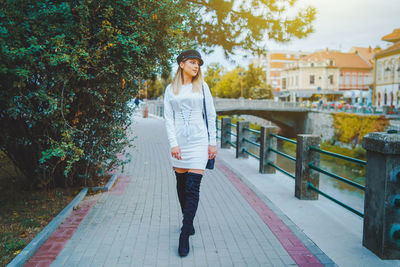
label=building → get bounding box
[374,28,400,108]
[253,51,310,94]
[281,49,373,103]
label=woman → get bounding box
[163,49,217,257]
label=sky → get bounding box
[202,0,400,71]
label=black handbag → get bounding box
[202,85,215,170]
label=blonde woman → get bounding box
[163,50,217,257]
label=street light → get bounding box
[238,71,246,98]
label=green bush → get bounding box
[0,1,186,188]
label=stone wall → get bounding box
[304,111,335,141]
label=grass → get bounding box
[0,187,78,266]
[0,151,83,266]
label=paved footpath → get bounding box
[25,115,335,267]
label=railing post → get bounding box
[361,131,400,259]
[259,126,279,173]
[236,120,249,158]
[220,117,231,149]
[295,134,320,200]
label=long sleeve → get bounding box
[203,82,217,146]
[163,85,178,148]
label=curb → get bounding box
[90,173,118,192]
[7,173,119,267]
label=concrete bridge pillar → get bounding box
[220,117,232,149]
[362,131,400,259]
[295,134,320,200]
[259,126,279,174]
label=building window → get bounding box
[378,92,381,107]
[329,60,333,66]
[310,75,315,85]
[296,76,298,86]
[359,76,362,84]
[328,75,334,85]
[391,92,394,106]
[346,75,350,84]
[282,78,286,89]
[339,74,343,84]
[352,75,356,84]
[384,93,387,105]
[384,61,389,79]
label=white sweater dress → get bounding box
[163,82,217,170]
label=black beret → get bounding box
[176,49,204,66]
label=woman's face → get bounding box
[180,59,200,78]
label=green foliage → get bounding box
[147,75,173,99]
[331,113,389,147]
[183,0,316,56]
[204,63,224,97]
[205,64,272,99]
[0,0,186,188]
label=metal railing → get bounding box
[267,133,296,179]
[220,117,366,218]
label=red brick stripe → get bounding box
[24,198,97,267]
[216,161,323,267]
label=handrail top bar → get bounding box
[309,146,366,166]
[242,137,261,147]
[243,127,261,134]
[268,147,296,162]
[269,133,297,144]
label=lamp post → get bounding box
[238,71,246,98]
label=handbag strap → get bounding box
[202,85,210,139]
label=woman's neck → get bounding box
[182,73,192,85]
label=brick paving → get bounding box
[24,116,333,266]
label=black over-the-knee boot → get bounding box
[175,171,187,214]
[175,171,195,236]
[178,172,203,257]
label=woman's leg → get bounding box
[178,169,204,256]
[173,167,188,214]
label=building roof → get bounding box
[303,51,372,69]
[382,28,400,43]
[349,47,375,65]
[375,41,400,58]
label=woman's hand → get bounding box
[171,146,182,160]
[208,145,217,159]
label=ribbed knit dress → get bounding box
[163,82,217,170]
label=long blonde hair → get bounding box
[171,59,203,95]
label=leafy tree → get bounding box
[0,0,186,188]
[147,75,172,99]
[182,0,316,57]
[216,68,242,98]
[204,63,224,97]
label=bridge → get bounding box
[148,98,400,138]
